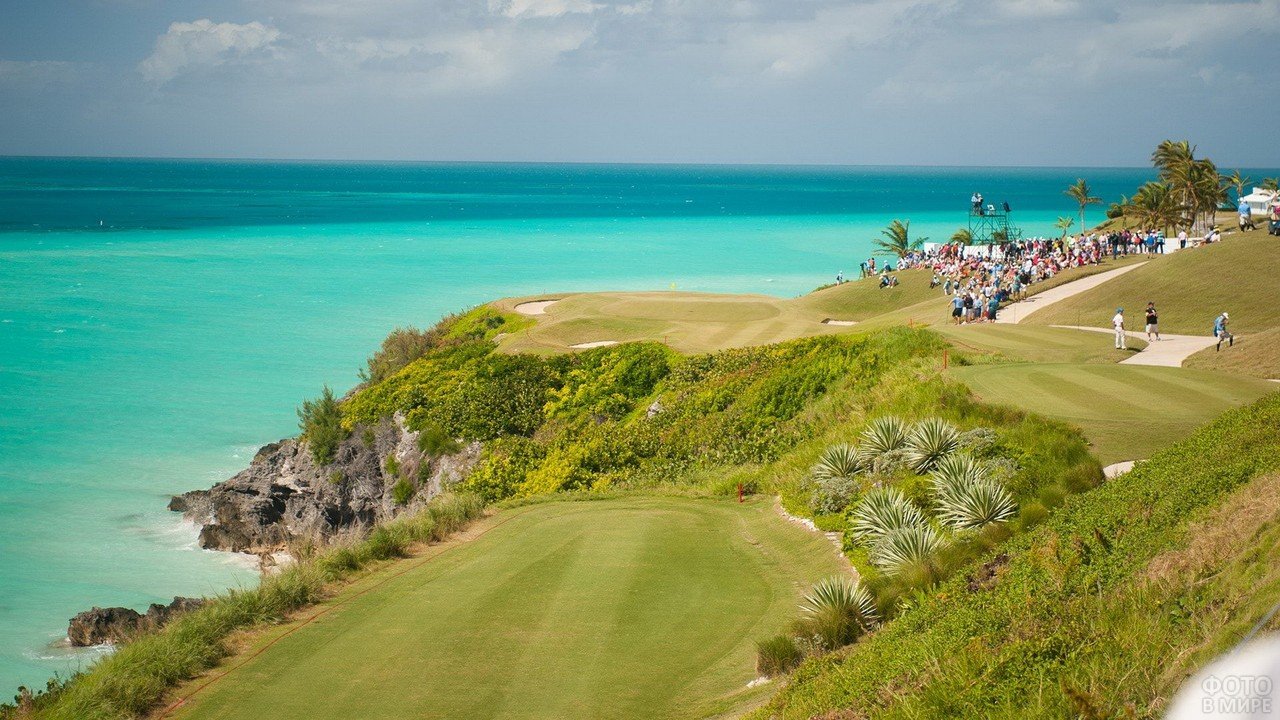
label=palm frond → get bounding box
[858,416,910,461]
[870,525,947,576]
[935,480,1018,530]
[813,444,862,481]
[905,418,960,472]
[848,487,923,545]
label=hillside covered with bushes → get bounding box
[756,392,1280,719]
[3,305,1110,719]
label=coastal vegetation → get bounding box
[755,392,1280,718]
[7,494,484,720]
[10,216,1277,719]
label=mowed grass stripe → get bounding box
[951,363,1275,463]
[175,497,844,720]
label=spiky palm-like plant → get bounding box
[936,480,1017,530]
[801,575,879,629]
[848,487,923,545]
[858,416,910,463]
[905,418,960,473]
[793,574,879,651]
[870,525,947,576]
[929,453,987,503]
[813,444,862,481]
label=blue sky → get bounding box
[2,0,1278,165]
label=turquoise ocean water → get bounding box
[2,159,1274,692]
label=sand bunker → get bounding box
[514,300,559,316]
[822,319,858,326]
[570,341,620,349]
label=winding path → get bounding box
[1051,326,1219,367]
[994,262,1147,325]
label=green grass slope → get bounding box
[950,363,1275,463]
[754,391,1280,720]
[1185,325,1280,380]
[1025,228,1280,335]
[172,497,845,720]
[493,270,937,355]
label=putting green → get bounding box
[172,497,845,720]
[951,363,1276,464]
[493,270,937,354]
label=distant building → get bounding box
[1239,187,1279,217]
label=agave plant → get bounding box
[929,453,987,504]
[813,444,862,481]
[869,525,947,576]
[858,416,910,463]
[801,575,879,628]
[936,481,1017,530]
[905,418,960,472]
[848,487,923,545]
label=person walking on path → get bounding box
[1145,302,1160,342]
[1215,312,1234,351]
[1113,307,1127,350]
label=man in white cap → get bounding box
[1215,312,1234,350]
[1113,307,1127,350]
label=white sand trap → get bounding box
[514,299,559,316]
[570,341,620,349]
[822,319,858,326]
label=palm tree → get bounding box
[1191,160,1226,232]
[1054,216,1076,238]
[1152,140,1195,180]
[1064,178,1102,234]
[874,219,927,258]
[1130,181,1180,235]
[1227,170,1252,199]
[1263,178,1280,191]
[950,228,972,246]
[1106,194,1130,221]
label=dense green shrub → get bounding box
[391,477,415,506]
[754,393,1280,720]
[297,386,346,465]
[361,326,441,384]
[417,423,461,457]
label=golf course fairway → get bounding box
[170,496,845,720]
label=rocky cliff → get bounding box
[67,597,205,647]
[170,414,481,553]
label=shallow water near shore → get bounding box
[2,158,1274,691]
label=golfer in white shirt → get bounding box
[1113,307,1126,349]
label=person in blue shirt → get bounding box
[1214,312,1234,350]
[1239,200,1257,231]
[951,293,965,325]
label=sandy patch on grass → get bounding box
[822,319,858,326]
[570,340,620,349]
[514,300,559,316]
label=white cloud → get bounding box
[490,0,603,19]
[139,19,282,83]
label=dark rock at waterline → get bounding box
[170,414,481,553]
[67,597,206,647]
